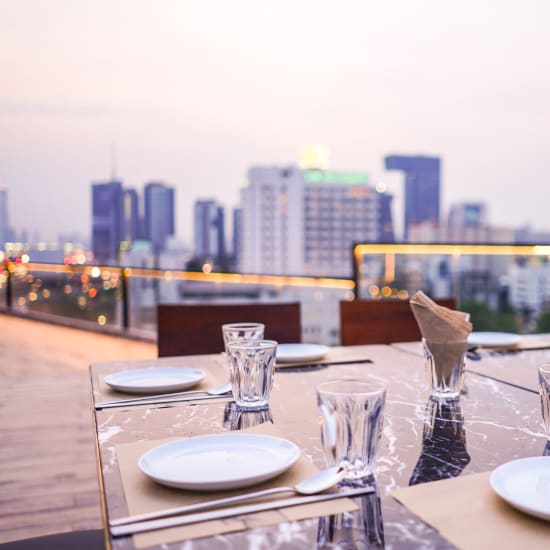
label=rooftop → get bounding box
[0,313,156,544]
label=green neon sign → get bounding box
[303,170,368,185]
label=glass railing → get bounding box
[3,242,550,344]
[0,261,355,345]
[352,242,550,334]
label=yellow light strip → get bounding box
[20,263,354,290]
[354,243,550,259]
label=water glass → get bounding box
[539,364,550,440]
[317,378,386,482]
[226,339,277,409]
[423,338,468,401]
[222,322,264,351]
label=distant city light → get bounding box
[299,145,330,170]
[91,267,101,278]
[97,315,107,326]
[375,182,387,193]
[202,263,212,274]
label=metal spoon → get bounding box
[95,382,232,409]
[110,465,347,527]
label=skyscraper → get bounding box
[0,185,9,245]
[122,189,139,244]
[143,182,175,255]
[193,199,226,262]
[385,155,440,241]
[239,165,391,276]
[91,181,124,262]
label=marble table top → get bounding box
[90,343,548,549]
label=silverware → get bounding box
[95,383,232,409]
[110,486,374,537]
[110,466,346,527]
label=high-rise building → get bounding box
[144,182,175,255]
[232,207,242,268]
[91,181,124,262]
[446,202,489,243]
[385,155,440,241]
[122,189,139,245]
[193,199,226,261]
[239,165,391,277]
[0,185,9,245]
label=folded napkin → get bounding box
[392,472,550,550]
[115,422,356,548]
[410,291,472,342]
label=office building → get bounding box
[385,155,440,241]
[193,199,226,262]
[239,165,390,277]
[446,202,489,243]
[91,181,124,262]
[0,185,9,245]
[122,189,139,245]
[144,182,175,255]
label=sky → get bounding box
[1,0,550,245]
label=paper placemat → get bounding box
[98,363,227,403]
[391,472,550,550]
[115,423,357,548]
[276,346,372,368]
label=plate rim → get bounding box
[276,343,330,362]
[467,331,521,347]
[103,366,206,394]
[139,433,301,491]
[490,456,550,521]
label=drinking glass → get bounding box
[222,323,264,351]
[538,364,550,440]
[422,338,468,401]
[226,339,277,409]
[317,378,386,483]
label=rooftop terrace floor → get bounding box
[0,313,156,544]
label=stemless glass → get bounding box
[317,378,386,482]
[222,323,264,351]
[226,340,277,409]
[423,338,468,401]
[538,364,550,440]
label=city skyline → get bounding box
[2,1,550,243]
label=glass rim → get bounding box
[316,377,386,397]
[226,339,277,351]
[222,322,265,331]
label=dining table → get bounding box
[89,341,550,549]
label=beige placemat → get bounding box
[276,346,372,368]
[115,423,357,548]
[98,364,228,403]
[391,472,550,550]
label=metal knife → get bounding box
[110,486,374,537]
[95,393,232,410]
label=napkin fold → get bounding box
[409,291,472,342]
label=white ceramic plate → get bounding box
[467,331,521,348]
[103,367,206,394]
[139,433,301,491]
[490,456,550,521]
[276,343,329,363]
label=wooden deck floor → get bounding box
[0,313,156,544]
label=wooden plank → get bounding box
[0,313,155,544]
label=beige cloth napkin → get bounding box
[392,472,550,550]
[410,292,472,386]
[115,422,357,548]
[410,291,472,342]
